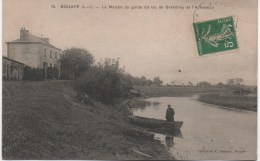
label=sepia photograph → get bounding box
[2,0,257,160]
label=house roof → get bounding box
[6,34,61,50]
[3,56,25,65]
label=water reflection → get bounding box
[165,130,183,147]
[154,131,182,147]
[139,101,160,111]
[152,101,160,106]
[165,135,174,147]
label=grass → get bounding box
[2,81,174,160]
[135,85,228,97]
[198,93,257,111]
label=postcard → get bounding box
[2,0,257,160]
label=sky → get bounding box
[3,0,257,85]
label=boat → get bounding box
[128,115,183,134]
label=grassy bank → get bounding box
[3,81,174,160]
[198,93,257,111]
[135,85,227,97]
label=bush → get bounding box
[23,66,45,81]
[60,70,72,80]
[46,67,59,79]
[60,48,94,80]
[75,58,132,104]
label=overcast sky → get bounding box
[3,0,257,85]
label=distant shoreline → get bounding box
[198,94,257,112]
[134,85,228,97]
[134,85,257,112]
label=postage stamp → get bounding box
[193,16,238,56]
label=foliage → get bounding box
[188,81,193,86]
[23,66,45,81]
[130,76,152,86]
[75,58,133,104]
[197,81,211,87]
[46,67,59,79]
[152,76,163,86]
[60,48,94,80]
[217,82,224,86]
[127,76,163,86]
[226,78,243,86]
[226,78,245,94]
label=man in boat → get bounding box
[166,104,175,122]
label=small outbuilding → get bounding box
[3,56,24,80]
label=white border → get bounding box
[257,0,259,160]
[1,0,3,160]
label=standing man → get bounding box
[165,104,175,122]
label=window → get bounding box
[44,48,47,57]
[50,50,52,58]
[43,62,47,69]
[50,63,52,67]
[55,52,57,58]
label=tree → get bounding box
[197,81,211,87]
[147,79,152,86]
[153,76,163,86]
[227,78,244,95]
[234,78,243,85]
[46,67,59,79]
[140,76,147,86]
[227,78,243,86]
[227,79,235,86]
[188,81,193,86]
[217,82,224,86]
[60,48,94,80]
[75,58,132,104]
[129,76,152,86]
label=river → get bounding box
[132,96,257,160]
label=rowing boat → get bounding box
[128,116,183,133]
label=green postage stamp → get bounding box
[193,16,238,56]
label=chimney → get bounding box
[42,37,50,43]
[20,27,29,41]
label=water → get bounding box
[132,97,257,160]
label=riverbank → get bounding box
[3,81,174,160]
[135,85,227,97]
[198,93,257,111]
[134,86,257,112]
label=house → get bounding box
[3,56,24,80]
[6,27,62,77]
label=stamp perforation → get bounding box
[192,16,239,56]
